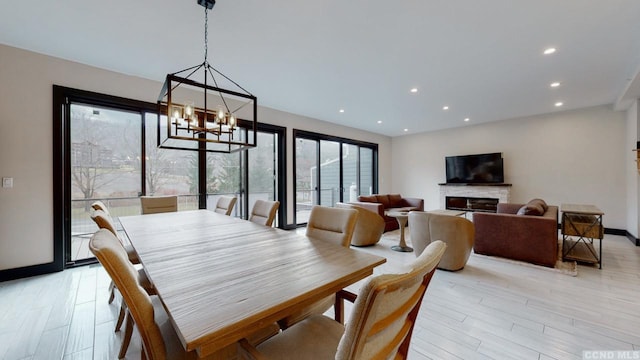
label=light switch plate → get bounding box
[2,177,13,188]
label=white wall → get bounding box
[627,100,639,238]
[391,106,627,230]
[0,44,391,271]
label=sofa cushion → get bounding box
[516,203,544,216]
[388,194,403,207]
[375,194,390,208]
[527,198,548,212]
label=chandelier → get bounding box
[157,0,257,153]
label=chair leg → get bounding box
[118,311,134,359]
[115,301,127,332]
[108,280,116,304]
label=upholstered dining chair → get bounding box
[140,195,178,215]
[240,240,447,360]
[409,211,475,271]
[249,200,280,227]
[90,210,155,358]
[277,205,358,330]
[91,200,111,216]
[214,195,237,216]
[89,229,279,360]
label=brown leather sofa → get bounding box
[473,199,559,267]
[349,194,424,232]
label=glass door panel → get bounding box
[359,147,373,196]
[295,138,317,224]
[319,140,340,207]
[69,104,141,262]
[206,151,244,217]
[248,132,277,223]
[144,113,199,210]
[342,144,359,202]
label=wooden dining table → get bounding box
[118,209,386,358]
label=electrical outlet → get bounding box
[2,177,13,188]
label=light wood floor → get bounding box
[1,232,639,360]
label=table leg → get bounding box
[391,216,413,252]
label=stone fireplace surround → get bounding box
[439,184,512,212]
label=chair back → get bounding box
[335,202,384,246]
[336,240,446,360]
[90,209,119,238]
[214,196,237,216]
[140,196,178,215]
[91,200,111,217]
[305,205,358,247]
[249,200,280,226]
[89,229,167,360]
[409,211,475,271]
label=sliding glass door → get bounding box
[294,130,378,226]
[69,104,142,262]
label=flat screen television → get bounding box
[445,152,504,184]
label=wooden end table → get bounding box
[386,211,412,252]
[561,204,604,269]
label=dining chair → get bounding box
[249,200,280,227]
[240,240,447,360]
[90,209,154,358]
[277,205,358,329]
[91,200,111,216]
[140,195,178,214]
[89,229,279,360]
[214,195,237,216]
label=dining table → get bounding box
[118,209,386,359]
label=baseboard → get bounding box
[625,231,640,246]
[0,262,62,283]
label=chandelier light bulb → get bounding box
[229,115,236,128]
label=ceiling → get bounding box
[1,0,640,137]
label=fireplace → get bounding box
[439,183,511,211]
[446,196,499,213]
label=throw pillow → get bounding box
[358,195,377,203]
[527,198,548,212]
[516,203,544,216]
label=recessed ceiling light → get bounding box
[377,120,382,124]
[464,118,470,122]
[550,82,560,88]
[443,106,449,110]
[555,102,563,107]
[339,109,345,113]
[403,128,408,132]
[410,88,418,93]
[543,47,556,55]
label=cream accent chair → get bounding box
[214,195,237,216]
[140,195,178,214]
[277,206,358,330]
[335,202,384,246]
[409,211,475,271]
[249,200,280,227]
[89,229,280,360]
[240,241,447,360]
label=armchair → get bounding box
[350,193,424,232]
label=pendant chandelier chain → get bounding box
[204,8,209,65]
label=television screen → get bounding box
[445,153,504,184]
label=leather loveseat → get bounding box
[473,199,559,267]
[349,194,424,232]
